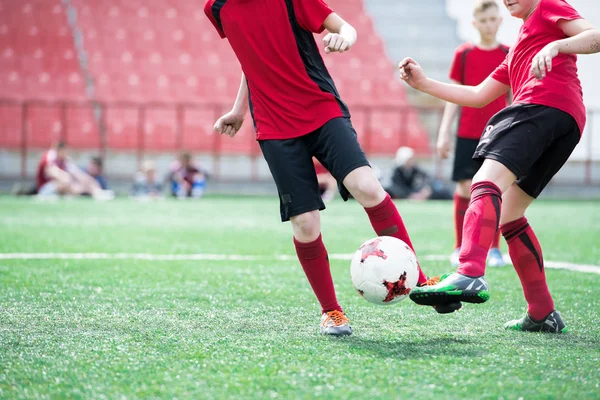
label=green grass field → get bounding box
[1,196,599,399]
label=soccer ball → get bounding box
[350,236,419,305]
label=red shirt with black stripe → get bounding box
[491,0,586,134]
[449,43,510,140]
[204,0,349,140]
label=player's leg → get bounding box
[452,179,471,266]
[259,138,350,336]
[309,117,432,285]
[451,137,481,266]
[411,105,556,307]
[499,184,567,332]
[411,105,579,314]
[501,116,579,333]
[452,136,505,267]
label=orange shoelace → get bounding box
[322,310,348,327]
[422,276,440,286]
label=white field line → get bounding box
[0,252,599,275]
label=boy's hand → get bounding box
[436,134,450,159]
[531,42,559,80]
[399,58,427,90]
[323,33,352,53]
[213,112,244,137]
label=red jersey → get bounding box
[449,43,510,140]
[204,0,349,140]
[36,150,69,189]
[491,0,585,134]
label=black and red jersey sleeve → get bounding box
[292,0,334,34]
[204,0,227,38]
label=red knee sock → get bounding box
[454,193,469,249]
[501,217,554,320]
[457,181,502,277]
[294,234,342,314]
[365,194,427,284]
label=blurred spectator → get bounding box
[85,156,108,190]
[168,152,207,198]
[132,160,163,198]
[36,141,114,200]
[384,147,452,201]
[314,158,337,202]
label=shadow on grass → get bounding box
[337,336,481,360]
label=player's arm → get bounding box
[399,58,510,108]
[213,73,247,137]
[437,80,461,159]
[322,13,357,54]
[532,19,600,79]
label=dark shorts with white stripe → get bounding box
[473,104,580,198]
[259,117,370,222]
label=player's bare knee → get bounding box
[345,171,385,207]
[456,180,471,198]
[351,180,385,207]
[290,211,321,242]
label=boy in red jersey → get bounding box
[204,0,444,336]
[437,0,509,268]
[402,0,600,333]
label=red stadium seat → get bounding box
[0,0,430,156]
[26,105,63,149]
[0,105,23,149]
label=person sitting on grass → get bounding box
[168,152,207,198]
[36,141,114,200]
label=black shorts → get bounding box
[259,117,370,222]
[473,104,580,198]
[452,137,482,182]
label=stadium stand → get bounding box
[0,0,430,158]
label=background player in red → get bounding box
[437,0,509,268]
[204,0,444,336]
[402,0,600,333]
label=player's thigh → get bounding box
[306,117,371,200]
[259,138,324,222]
[516,119,580,199]
[500,183,535,225]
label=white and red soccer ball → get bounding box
[350,236,419,305]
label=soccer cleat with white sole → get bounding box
[417,275,462,314]
[320,310,352,336]
[504,310,568,333]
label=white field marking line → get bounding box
[0,253,599,275]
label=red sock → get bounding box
[454,193,469,249]
[501,217,554,320]
[457,181,502,277]
[294,234,342,314]
[491,230,501,250]
[365,194,427,284]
